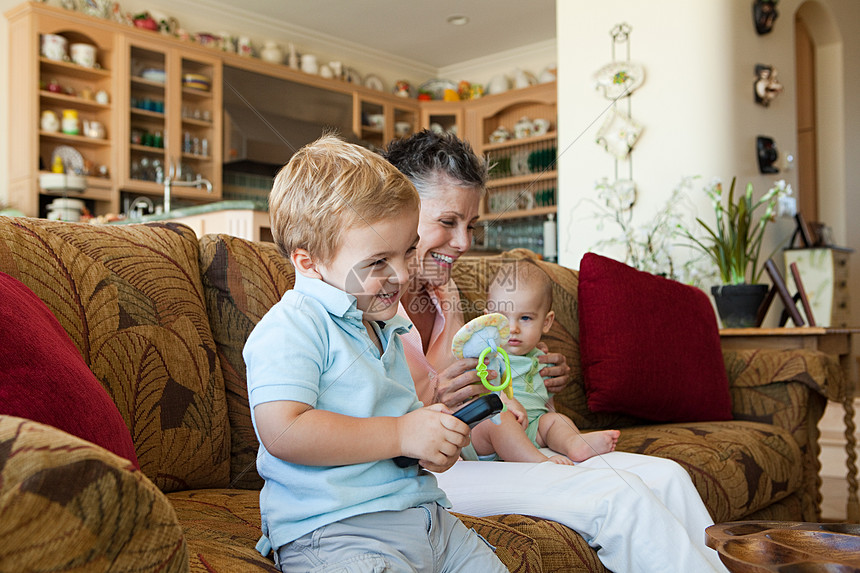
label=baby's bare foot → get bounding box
[568,429,620,462]
[547,454,575,465]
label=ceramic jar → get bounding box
[41,33,67,61]
[41,110,60,133]
[61,109,80,135]
[260,41,283,64]
[70,43,96,67]
[84,120,105,139]
[301,54,318,75]
[238,36,253,57]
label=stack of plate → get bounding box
[46,198,85,222]
[182,73,212,91]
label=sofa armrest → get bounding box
[724,348,848,409]
[0,415,188,573]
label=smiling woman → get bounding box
[382,130,729,573]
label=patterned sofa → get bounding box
[0,216,847,573]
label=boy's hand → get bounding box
[397,403,470,472]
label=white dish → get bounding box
[418,78,457,100]
[51,145,85,175]
[39,173,86,193]
[364,74,384,92]
[595,109,643,159]
[593,61,645,100]
[141,68,166,83]
[344,67,362,85]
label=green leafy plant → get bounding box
[585,176,709,285]
[679,177,791,285]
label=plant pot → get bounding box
[711,284,770,328]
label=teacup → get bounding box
[532,118,551,135]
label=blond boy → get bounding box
[244,135,506,572]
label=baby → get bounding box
[470,259,619,465]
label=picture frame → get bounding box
[764,259,805,327]
[794,213,813,247]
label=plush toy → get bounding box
[451,313,513,423]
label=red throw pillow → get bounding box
[0,271,139,466]
[578,254,732,422]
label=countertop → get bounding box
[116,200,268,224]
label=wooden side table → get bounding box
[720,327,859,522]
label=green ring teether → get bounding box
[477,346,512,392]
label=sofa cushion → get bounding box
[199,234,295,489]
[167,488,544,572]
[0,217,230,492]
[578,253,732,422]
[0,415,187,572]
[617,420,802,523]
[0,271,138,466]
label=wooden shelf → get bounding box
[40,131,111,146]
[487,171,558,187]
[39,91,111,110]
[40,57,110,78]
[479,205,557,222]
[483,131,557,152]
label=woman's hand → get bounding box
[433,357,497,409]
[536,342,571,394]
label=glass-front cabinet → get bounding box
[118,36,222,206]
[352,91,418,150]
[420,101,463,137]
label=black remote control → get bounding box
[393,394,504,468]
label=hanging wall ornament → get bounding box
[592,22,643,207]
[753,63,784,107]
[753,0,779,35]
[594,61,645,100]
[596,108,643,160]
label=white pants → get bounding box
[432,451,728,573]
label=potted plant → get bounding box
[679,177,791,327]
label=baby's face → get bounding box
[487,284,553,356]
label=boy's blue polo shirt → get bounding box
[244,273,450,552]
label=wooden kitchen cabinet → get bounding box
[7,2,118,217]
[116,35,222,202]
[7,1,222,218]
[7,2,557,228]
[352,91,419,149]
[465,82,557,221]
[420,100,464,137]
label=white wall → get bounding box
[557,1,796,267]
[557,0,860,328]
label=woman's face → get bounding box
[414,179,482,287]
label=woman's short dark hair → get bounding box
[382,130,488,198]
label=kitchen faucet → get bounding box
[128,196,155,219]
[163,166,213,213]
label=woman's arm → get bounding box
[254,400,470,471]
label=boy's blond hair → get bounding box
[269,134,420,263]
[488,259,554,312]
